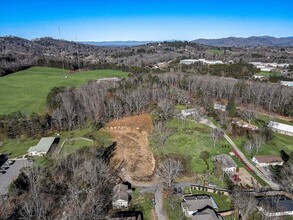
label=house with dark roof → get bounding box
[252,155,284,167]
[112,183,130,209]
[191,205,223,220]
[182,195,219,217]
[257,196,293,217]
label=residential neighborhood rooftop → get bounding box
[113,183,129,202]
[182,195,218,211]
[191,205,223,220]
[213,154,237,169]
[253,155,283,164]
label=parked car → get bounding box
[7,160,15,165]
[0,171,6,174]
[0,167,9,170]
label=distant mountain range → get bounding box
[192,36,293,47]
[81,40,158,47]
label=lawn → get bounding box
[0,66,129,115]
[254,71,281,77]
[190,189,232,212]
[131,190,154,220]
[207,49,224,55]
[151,118,231,174]
[0,138,39,158]
[55,128,112,156]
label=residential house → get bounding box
[181,108,198,117]
[280,81,293,87]
[191,205,223,220]
[213,154,237,173]
[213,103,227,112]
[27,137,59,156]
[232,118,258,131]
[252,155,284,167]
[257,196,293,217]
[267,121,293,136]
[112,183,130,209]
[182,195,219,217]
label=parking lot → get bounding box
[0,159,33,196]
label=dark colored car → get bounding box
[0,171,6,174]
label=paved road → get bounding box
[198,117,280,190]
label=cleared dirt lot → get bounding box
[236,168,259,188]
[105,114,155,180]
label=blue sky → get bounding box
[0,0,292,41]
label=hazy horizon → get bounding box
[1,0,293,41]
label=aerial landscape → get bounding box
[1,0,293,219]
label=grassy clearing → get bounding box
[207,49,224,55]
[151,118,231,174]
[131,190,154,220]
[0,138,39,158]
[190,189,232,212]
[55,128,112,155]
[254,71,281,77]
[0,66,129,115]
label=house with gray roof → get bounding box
[191,205,223,220]
[182,195,219,217]
[112,183,130,209]
[213,154,237,173]
[27,137,59,156]
[257,196,293,217]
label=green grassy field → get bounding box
[254,71,281,77]
[131,190,154,220]
[151,118,231,174]
[0,66,129,115]
[0,138,39,158]
[207,49,224,55]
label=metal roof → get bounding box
[28,137,56,153]
[268,121,293,133]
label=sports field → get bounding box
[0,66,128,115]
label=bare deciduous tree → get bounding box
[156,158,182,189]
[211,128,224,147]
[153,121,174,147]
[231,190,257,220]
[191,106,206,122]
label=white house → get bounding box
[213,154,237,173]
[213,103,227,112]
[267,121,293,136]
[252,155,284,167]
[181,108,197,117]
[280,81,293,87]
[112,183,130,209]
[27,137,58,156]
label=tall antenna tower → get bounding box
[58,27,65,73]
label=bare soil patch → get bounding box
[237,168,258,188]
[105,114,155,180]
